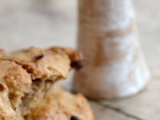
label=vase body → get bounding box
[73,0,150,99]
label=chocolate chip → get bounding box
[71,60,84,70]
[0,83,5,92]
[70,116,80,120]
[35,54,44,61]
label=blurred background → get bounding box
[0,0,159,71]
[0,0,77,49]
[0,0,160,119]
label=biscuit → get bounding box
[25,86,95,120]
[5,47,71,80]
[0,60,31,120]
[0,46,84,120]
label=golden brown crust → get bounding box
[0,59,31,120]
[0,46,85,120]
[25,86,95,120]
[25,105,68,120]
[6,47,72,116]
[48,47,84,70]
[0,47,73,118]
[4,47,71,81]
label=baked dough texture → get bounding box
[25,86,95,120]
[0,46,84,120]
[0,60,31,120]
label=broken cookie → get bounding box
[25,86,95,120]
[0,46,84,120]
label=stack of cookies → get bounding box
[0,46,94,120]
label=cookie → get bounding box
[4,47,71,80]
[25,86,95,120]
[0,46,84,119]
[0,59,31,120]
[2,47,72,116]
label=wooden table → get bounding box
[0,0,159,119]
